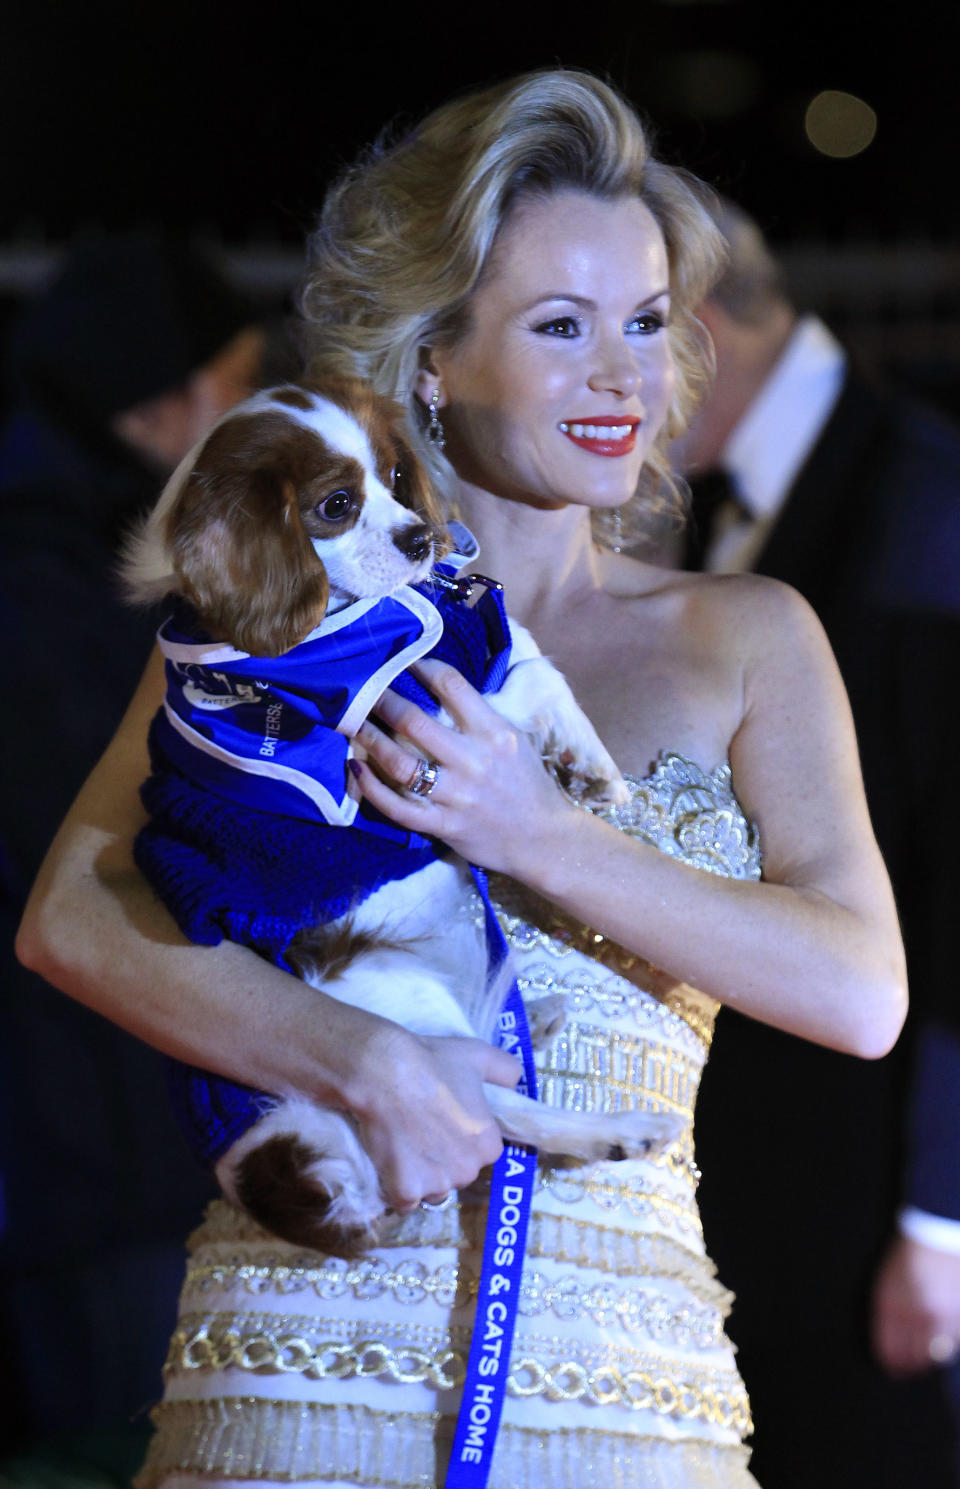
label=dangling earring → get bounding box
[610,506,624,554]
[426,388,446,453]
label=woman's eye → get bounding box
[628,311,666,335]
[318,490,354,521]
[534,315,580,337]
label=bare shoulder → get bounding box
[603,550,797,609]
[605,554,823,663]
[679,570,830,669]
[668,573,844,736]
[680,568,815,630]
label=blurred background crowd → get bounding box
[1,2,958,1485]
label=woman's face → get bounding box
[427,190,675,513]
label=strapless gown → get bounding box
[137,754,762,1489]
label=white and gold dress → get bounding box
[137,754,762,1489]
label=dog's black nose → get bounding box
[393,522,433,563]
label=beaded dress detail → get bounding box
[138,754,762,1489]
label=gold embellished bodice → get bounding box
[593,752,761,878]
[138,753,763,1489]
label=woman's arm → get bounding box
[351,579,907,1058]
[16,646,520,1209]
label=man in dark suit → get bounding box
[0,235,264,1476]
[672,204,960,1487]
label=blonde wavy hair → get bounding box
[302,69,725,544]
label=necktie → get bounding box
[685,468,742,571]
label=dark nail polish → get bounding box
[348,759,362,779]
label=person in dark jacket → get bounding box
[0,233,264,1476]
[672,202,960,1489]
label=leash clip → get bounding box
[429,570,504,604]
[463,572,504,594]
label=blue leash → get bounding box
[445,867,538,1487]
[405,571,540,1486]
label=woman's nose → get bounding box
[587,338,642,397]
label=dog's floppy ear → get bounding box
[169,414,330,657]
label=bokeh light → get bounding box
[805,90,878,158]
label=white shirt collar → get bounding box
[722,315,847,521]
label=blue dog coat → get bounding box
[135,532,514,1164]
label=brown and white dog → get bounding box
[124,380,680,1254]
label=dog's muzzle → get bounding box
[392,522,433,563]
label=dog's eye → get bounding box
[318,490,354,521]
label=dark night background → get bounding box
[2,0,954,239]
[4,0,957,410]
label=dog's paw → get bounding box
[537,710,630,808]
[491,1084,686,1165]
[525,992,567,1045]
[564,759,631,807]
[491,659,628,805]
[598,1108,685,1161]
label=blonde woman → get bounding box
[19,71,905,1489]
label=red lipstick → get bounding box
[558,417,640,457]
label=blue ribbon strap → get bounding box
[446,867,538,1489]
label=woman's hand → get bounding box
[348,1018,521,1211]
[351,658,574,877]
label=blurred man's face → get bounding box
[669,301,732,477]
[112,325,265,472]
[185,326,266,452]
